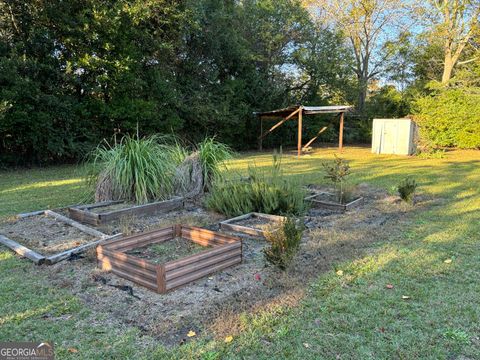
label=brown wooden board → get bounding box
[1,210,119,265]
[305,194,364,212]
[219,212,286,238]
[97,225,242,293]
[68,197,184,226]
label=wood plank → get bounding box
[0,234,46,264]
[181,228,237,245]
[16,210,46,219]
[156,265,166,293]
[165,247,241,281]
[44,210,108,238]
[99,197,183,222]
[339,111,344,151]
[45,233,122,265]
[298,106,303,157]
[76,200,124,210]
[259,108,301,140]
[302,126,328,150]
[164,242,241,271]
[166,256,241,291]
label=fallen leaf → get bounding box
[254,273,261,281]
[402,295,410,300]
[303,343,310,348]
[336,270,343,276]
[224,335,233,343]
[386,284,394,289]
[68,348,78,353]
[187,330,196,337]
[444,259,452,264]
[379,327,385,333]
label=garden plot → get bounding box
[68,197,184,226]
[34,185,440,346]
[0,211,116,264]
[220,212,286,237]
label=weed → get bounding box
[322,155,351,204]
[398,177,417,203]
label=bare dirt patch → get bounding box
[0,214,96,255]
[21,186,441,347]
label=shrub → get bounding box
[263,217,304,270]
[415,86,480,149]
[87,135,182,204]
[398,177,417,203]
[205,153,307,217]
[322,155,351,204]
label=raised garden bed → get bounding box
[68,197,184,226]
[96,225,242,293]
[305,192,364,212]
[220,212,286,238]
[0,210,119,265]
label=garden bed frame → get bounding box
[305,192,364,212]
[68,197,184,226]
[0,210,120,265]
[96,225,242,293]
[220,212,286,238]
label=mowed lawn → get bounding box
[0,147,479,359]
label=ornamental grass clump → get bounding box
[87,135,183,204]
[263,216,304,270]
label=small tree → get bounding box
[322,155,351,203]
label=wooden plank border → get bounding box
[304,193,364,212]
[1,210,120,265]
[68,197,184,226]
[219,212,287,238]
[97,225,242,294]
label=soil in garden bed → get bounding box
[0,214,96,256]
[124,237,210,264]
[231,215,281,232]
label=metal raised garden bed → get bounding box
[220,212,287,238]
[96,225,242,293]
[68,197,184,226]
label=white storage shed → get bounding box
[372,118,417,155]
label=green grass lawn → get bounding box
[1,147,479,359]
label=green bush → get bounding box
[415,87,480,149]
[206,153,307,217]
[263,217,304,270]
[398,177,417,204]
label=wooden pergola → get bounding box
[255,105,353,156]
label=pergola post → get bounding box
[339,111,344,152]
[297,107,303,157]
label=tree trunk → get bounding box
[442,51,454,83]
[357,77,368,114]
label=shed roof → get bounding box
[254,105,353,118]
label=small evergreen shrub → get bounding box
[263,217,304,270]
[398,177,417,203]
[322,155,352,204]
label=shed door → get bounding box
[381,121,397,154]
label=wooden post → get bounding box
[297,107,303,157]
[259,118,263,151]
[339,111,344,152]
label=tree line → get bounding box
[1,0,479,165]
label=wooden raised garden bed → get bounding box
[305,192,364,212]
[0,210,120,265]
[220,212,286,238]
[68,197,184,226]
[96,225,242,293]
